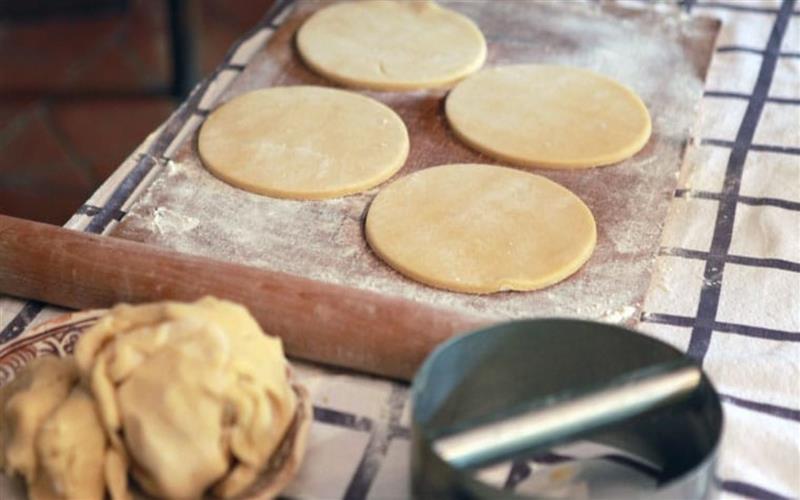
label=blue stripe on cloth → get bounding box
[660,247,800,273]
[720,480,794,500]
[704,90,800,105]
[0,301,45,344]
[721,394,800,422]
[642,313,800,342]
[674,189,800,212]
[702,138,800,156]
[687,0,797,362]
[342,385,407,500]
[313,406,373,432]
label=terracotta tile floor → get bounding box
[0,0,274,224]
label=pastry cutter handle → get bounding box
[433,359,702,469]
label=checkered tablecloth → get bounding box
[1,0,798,498]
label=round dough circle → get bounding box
[296,0,487,91]
[198,86,409,200]
[445,65,652,169]
[365,164,597,293]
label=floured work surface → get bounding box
[112,1,719,324]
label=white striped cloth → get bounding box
[0,0,797,498]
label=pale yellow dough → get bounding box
[365,164,596,293]
[446,65,652,169]
[296,0,486,91]
[74,297,297,499]
[0,357,111,500]
[0,298,301,500]
[198,86,409,199]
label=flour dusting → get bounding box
[113,1,716,323]
[153,205,200,235]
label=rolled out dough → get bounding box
[365,164,597,294]
[296,0,486,91]
[198,86,409,200]
[445,65,652,169]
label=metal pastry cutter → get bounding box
[411,319,723,499]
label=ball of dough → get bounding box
[198,86,409,199]
[365,164,597,293]
[296,0,486,90]
[445,65,652,169]
[74,297,298,499]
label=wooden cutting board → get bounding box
[111,0,720,326]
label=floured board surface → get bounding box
[112,1,719,323]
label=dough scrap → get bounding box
[0,357,78,484]
[297,0,486,90]
[0,358,111,500]
[446,65,652,169]
[198,86,409,200]
[365,164,596,293]
[31,387,107,500]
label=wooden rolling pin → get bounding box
[0,214,490,380]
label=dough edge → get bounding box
[365,163,598,294]
[445,65,653,169]
[197,86,410,200]
[296,2,487,91]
